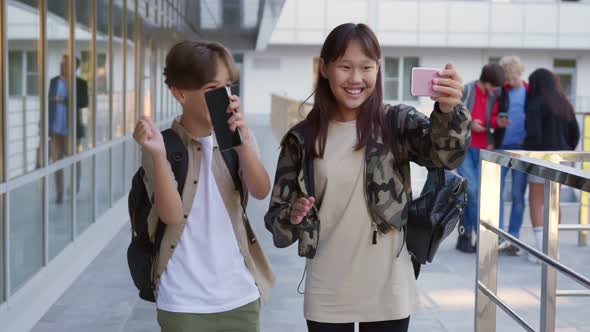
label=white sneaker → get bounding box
[498,239,510,251]
[528,252,541,264]
[502,243,522,256]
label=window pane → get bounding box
[385,57,399,78]
[96,52,110,144]
[554,59,576,68]
[403,57,419,102]
[76,157,94,235]
[126,140,137,186]
[26,51,38,73]
[556,74,574,101]
[385,80,398,100]
[76,1,94,152]
[113,4,125,138]
[154,49,161,123]
[126,3,136,135]
[10,179,43,293]
[7,0,41,179]
[47,2,72,165]
[26,74,39,96]
[142,42,152,118]
[96,150,111,218]
[112,143,125,203]
[0,194,4,303]
[8,51,23,96]
[48,166,73,260]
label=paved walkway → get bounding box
[32,124,590,332]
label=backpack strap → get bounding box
[220,148,257,243]
[162,129,189,195]
[462,83,473,108]
[220,149,244,204]
[153,129,188,248]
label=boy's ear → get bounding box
[319,58,328,79]
[170,87,186,104]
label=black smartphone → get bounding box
[205,85,242,151]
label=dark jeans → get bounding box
[307,317,410,332]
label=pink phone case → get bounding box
[410,67,443,97]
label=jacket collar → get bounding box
[171,116,220,148]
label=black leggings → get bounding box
[307,317,410,332]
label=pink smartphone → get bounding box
[410,67,443,97]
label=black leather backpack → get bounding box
[391,106,468,278]
[407,168,467,265]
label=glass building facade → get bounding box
[0,3,284,329]
[0,0,186,305]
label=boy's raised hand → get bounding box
[133,115,165,156]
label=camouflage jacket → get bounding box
[264,103,471,259]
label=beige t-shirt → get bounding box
[304,120,419,323]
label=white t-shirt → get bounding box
[156,135,260,313]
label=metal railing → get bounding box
[476,150,590,332]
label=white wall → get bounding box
[242,46,320,116]
[242,45,590,118]
[271,0,590,50]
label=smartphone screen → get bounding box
[410,67,444,98]
[205,85,243,151]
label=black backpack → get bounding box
[127,129,243,302]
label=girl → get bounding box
[264,23,471,332]
[524,68,580,264]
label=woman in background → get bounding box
[524,68,580,263]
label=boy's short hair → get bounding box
[499,55,524,82]
[163,40,237,89]
[479,63,505,87]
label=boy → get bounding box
[496,56,529,256]
[456,63,509,253]
[133,40,274,332]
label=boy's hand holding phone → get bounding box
[226,95,252,152]
[206,86,270,199]
[133,115,165,157]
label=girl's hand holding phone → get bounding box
[431,63,464,113]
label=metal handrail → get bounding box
[556,290,590,297]
[476,150,590,332]
[479,221,590,288]
[477,281,535,332]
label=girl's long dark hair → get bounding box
[528,68,575,120]
[302,23,386,159]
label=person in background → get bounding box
[48,55,88,204]
[456,64,509,253]
[495,56,529,256]
[524,68,580,264]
